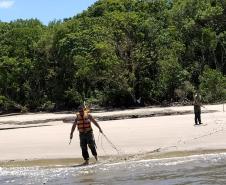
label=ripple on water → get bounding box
[1,153,226,185]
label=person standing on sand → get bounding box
[194,91,202,125]
[70,105,103,165]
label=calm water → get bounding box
[1,153,226,185]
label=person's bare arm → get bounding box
[89,114,103,133]
[70,118,77,139]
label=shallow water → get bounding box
[1,153,226,185]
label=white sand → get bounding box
[0,104,226,161]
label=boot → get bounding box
[94,155,98,161]
[82,160,89,165]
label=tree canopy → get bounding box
[0,0,226,113]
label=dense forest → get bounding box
[0,0,226,113]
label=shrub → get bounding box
[200,67,226,103]
[0,96,20,113]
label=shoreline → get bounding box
[2,149,226,168]
[0,104,225,166]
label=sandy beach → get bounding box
[0,104,226,166]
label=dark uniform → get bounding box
[194,93,202,125]
[70,106,103,164]
[76,112,97,161]
[79,130,97,161]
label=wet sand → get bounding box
[0,104,226,166]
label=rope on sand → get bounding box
[95,132,129,164]
[174,106,226,147]
[96,105,226,162]
[202,106,225,124]
[99,132,107,155]
[102,133,122,155]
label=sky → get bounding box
[0,0,98,25]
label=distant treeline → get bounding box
[0,0,226,113]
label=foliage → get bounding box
[200,67,226,102]
[0,0,226,112]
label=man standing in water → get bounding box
[194,91,202,125]
[70,105,103,165]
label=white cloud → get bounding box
[0,0,14,9]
